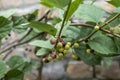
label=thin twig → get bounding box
[92,66,96,78]
[54,0,72,48]
[0,32,44,54]
[0,10,51,54]
[70,23,120,38]
[86,13,120,40]
[38,10,51,21]
[74,13,120,43]
[18,28,33,42]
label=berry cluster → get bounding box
[42,38,79,63]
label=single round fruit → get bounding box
[59,48,64,52]
[72,54,78,60]
[73,42,79,48]
[94,26,100,30]
[57,42,63,48]
[56,55,62,60]
[42,58,46,62]
[65,44,70,50]
[67,42,71,46]
[63,50,68,55]
[58,38,63,42]
[109,27,114,31]
[50,38,56,44]
[50,52,57,59]
[86,49,91,54]
[58,53,64,58]
[48,56,53,61]
[5,37,8,40]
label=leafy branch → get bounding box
[0,10,51,54]
[70,23,120,38]
[74,13,120,43]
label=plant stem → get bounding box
[0,32,44,54]
[36,58,44,80]
[54,0,72,48]
[92,66,96,78]
[70,23,120,38]
[73,13,120,43]
[0,10,51,54]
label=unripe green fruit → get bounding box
[72,54,78,60]
[58,53,64,58]
[65,44,70,50]
[63,50,68,55]
[73,42,79,48]
[56,55,62,60]
[50,38,56,44]
[42,58,46,62]
[5,37,8,40]
[67,42,71,46]
[94,26,100,30]
[59,48,64,52]
[86,49,91,54]
[48,56,53,61]
[57,42,63,48]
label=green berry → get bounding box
[67,42,71,46]
[73,42,79,48]
[65,44,70,50]
[63,50,68,55]
[72,54,78,60]
[57,42,63,48]
[42,58,46,62]
[56,55,62,60]
[59,48,64,52]
[48,56,53,61]
[58,53,64,58]
[86,49,91,54]
[94,26,100,30]
[5,37,8,40]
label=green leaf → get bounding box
[22,62,32,74]
[75,4,105,23]
[11,16,28,33]
[36,48,49,56]
[114,7,120,13]
[74,43,101,66]
[26,10,39,21]
[0,16,13,41]
[88,35,118,56]
[0,60,7,79]
[65,0,83,21]
[40,0,70,9]
[28,22,57,36]
[0,9,17,18]
[29,40,54,49]
[7,56,25,69]
[102,57,112,68]
[107,0,120,7]
[114,37,120,52]
[63,26,81,40]
[5,69,24,80]
[104,14,120,28]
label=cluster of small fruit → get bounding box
[42,38,80,63]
